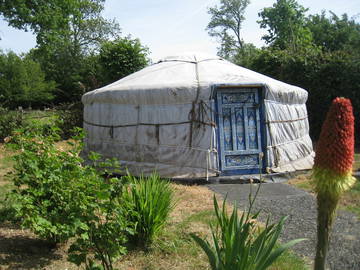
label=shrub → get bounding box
[55,102,83,139]
[6,127,86,243]
[0,107,24,142]
[191,195,305,270]
[67,162,132,270]
[6,128,132,269]
[122,173,174,247]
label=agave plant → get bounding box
[191,193,305,270]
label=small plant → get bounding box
[191,194,305,270]
[122,173,174,247]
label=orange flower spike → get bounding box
[313,97,356,199]
[313,97,356,270]
[314,97,354,175]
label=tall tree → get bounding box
[0,0,120,102]
[0,0,119,48]
[258,0,313,51]
[99,37,150,85]
[207,0,250,58]
[307,11,360,53]
[0,50,55,108]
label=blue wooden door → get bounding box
[216,88,263,174]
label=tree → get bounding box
[258,0,313,51]
[1,0,121,102]
[207,0,250,59]
[307,11,360,53]
[247,47,360,144]
[0,0,71,33]
[98,37,150,85]
[0,0,119,48]
[232,43,260,68]
[0,50,55,108]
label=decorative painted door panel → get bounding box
[216,88,263,173]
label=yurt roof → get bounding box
[82,53,308,105]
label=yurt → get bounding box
[82,54,314,179]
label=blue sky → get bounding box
[0,0,359,61]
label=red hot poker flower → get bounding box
[313,97,356,270]
[314,97,354,176]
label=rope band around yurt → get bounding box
[83,119,216,139]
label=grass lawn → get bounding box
[22,110,58,126]
[0,142,309,270]
[287,153,360,218]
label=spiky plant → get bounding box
[313,97,356,270]
[122,173,174,247]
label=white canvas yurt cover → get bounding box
[82,54,314,178]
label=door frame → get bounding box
[212,84,267,175]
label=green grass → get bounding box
[21,110,58,130]
[0,154,12,171]
[342,180,360,218]
[271,249,310,270]
[118,207,310,270]
[0,144,13,183]
[180,209,216,226]
[0,182,12,201]
[295,180,313,191]
[0,143,16,223]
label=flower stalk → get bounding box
[313,97,356,270]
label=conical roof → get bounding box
[82,53,307,105]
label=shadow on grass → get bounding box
[0,223,62,270]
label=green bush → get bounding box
[122,173,174,247]
[6,128,132,270]
[6,127,87,243]
[191,195,305,270]
[0,107,24,142]
[55,103,83,139]
[67,158,132,270]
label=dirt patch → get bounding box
[0,223,74,270]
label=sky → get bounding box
[0,0,359,62]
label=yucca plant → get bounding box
[122,173,174,247]
[191,193,305,270]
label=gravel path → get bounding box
[207,183,360,270]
